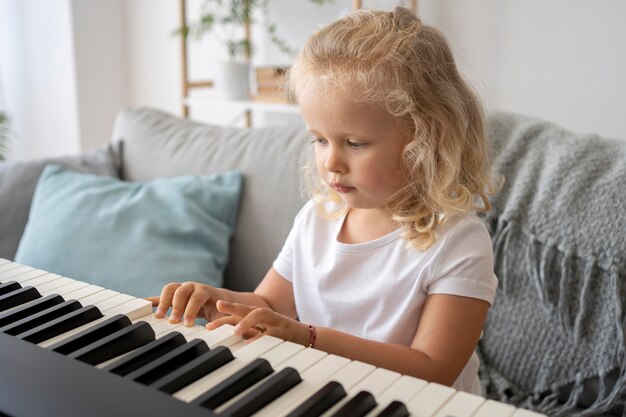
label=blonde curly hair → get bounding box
[288,7,497,250]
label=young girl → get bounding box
[149,7,497,395]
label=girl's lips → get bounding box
[332,183,354,193]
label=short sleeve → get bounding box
[272,200,314,282]
[426,216,498,305]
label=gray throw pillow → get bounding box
[0,144,120,260]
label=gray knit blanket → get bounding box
[478,112,626,416]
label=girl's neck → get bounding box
[337,207,400,244]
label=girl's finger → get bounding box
[206,315,242,330]
[216,300,256,317]
[169,282,196,323]
[182,285,213,326]
[232,307,275,336]
[146,296,160,307]
[154,282,181,318]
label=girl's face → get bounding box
[299,83,412,211]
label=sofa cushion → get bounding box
[479,112,626,416]
[15,164,243,298]
[111,107,308,291]
[0,144,120,261]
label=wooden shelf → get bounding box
[184,94,300,115]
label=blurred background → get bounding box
[0,0,625,161]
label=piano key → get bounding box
[0,261,25,275]
[330,391,378,417]
[102,331,188,375]
[373,400,409,417]
[125,338,210,385]
[47,313,132,355]
[94,293,135,311]
[0,257,11,266]
[189,323,243,348]
[68,321,155,365]
[0,286,41,311]
[35,277,76,293]
[38,297,153,348]
[174,336,282,402]
[405,382,456,417]
[321,367,399,417]
[472,399,517,417]
[0,294,64,327]
[17,305,103,344]
[150,345,235,394]
[191,357,274,410]
[257,353,349,417]
[432,390,485,417]
[214,340,307,412]
[364,375,428,417]
[40,280,90,297]
[2,268,55,285]
[0,299,82,336]
[284,380,348,417]
[78,288,120,306]
[0,280,21,295]
[50,284,106,300]
[221,366,303,417]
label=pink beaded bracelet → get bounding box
[308,324,317,348]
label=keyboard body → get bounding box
[0,259,546,417]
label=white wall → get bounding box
[1,0,625,161]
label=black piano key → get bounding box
[102,331,187,376]
[285,380,347,417]
[150,345,235,394]
[17,305,103,344]
[0,299,82,336]
[0,294,63,327]
[191,358,274,410]
[125,338,210,385]
[374,400,410,417]
[330,390,377,417]
[47,313,132,355]
[220,366,303,417]
[0,286,41,312]
[0,280,21,295]
[68,321,156,365]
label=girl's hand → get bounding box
[207,300,310,346]
[146,282,225,326]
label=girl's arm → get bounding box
[148,267,296,325]
[215,293,489,386]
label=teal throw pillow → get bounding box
[15,165,243,297]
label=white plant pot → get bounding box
[215,61,251,101]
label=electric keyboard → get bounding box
[0,259,546,417]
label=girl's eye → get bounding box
[311,137,327,146]
[348,140,365,149]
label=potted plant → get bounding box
[176,0,332,100]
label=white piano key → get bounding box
[433,390,485,417]
[406,382,456,417]
[96,293,135,312]
[0,258,11,266]
[511,409,548,417]
[255,350,346,417]
[74,289,119,306]
[189,324,243,348]
[472,399,517,417]
[214,341,307,413]
[35,277,76,293]
[131,312,161,325]
[21,273,67,289]
[41,280,90,297]
[2,268,53,284]
[364,374,428,417]
[0,262,25,275]
[59,285,106,301]
[173,335,284,402]
[320,366,400,417]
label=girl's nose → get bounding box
[324,148,346,173]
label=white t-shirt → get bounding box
[273,200,498,394]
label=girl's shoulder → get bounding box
[433,213,492,250]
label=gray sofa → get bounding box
[1,107,624,416]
